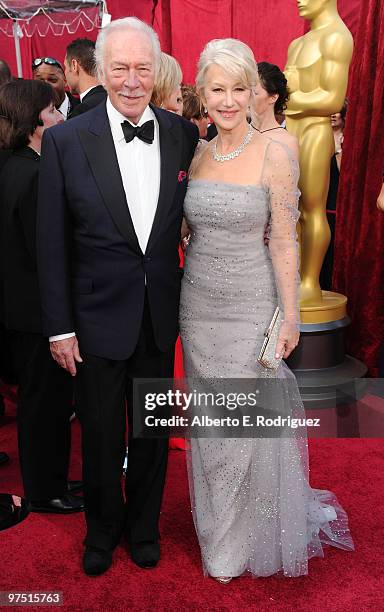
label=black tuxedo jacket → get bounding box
[37,102,199,360]
[68,85,107,119]
[66,92,80,117]
[0,147,42,332]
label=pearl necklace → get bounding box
[212,123,254,163]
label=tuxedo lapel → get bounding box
[77,105,141,254]
[83,85,106,105]
[146,106,183,254]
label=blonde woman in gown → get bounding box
[179,39,353,583]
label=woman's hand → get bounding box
[263,221,271,246]
[181,218,190,239]
[376,183,384,211]
[275,320,300,359]
[181,218,191,250]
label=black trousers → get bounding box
[9,332,74,500]
[75,298,174,551]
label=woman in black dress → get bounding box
[0,80,84,513]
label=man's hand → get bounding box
[50,336,83,376]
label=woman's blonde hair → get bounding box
[151,52,183,107]
[196,38,257,95]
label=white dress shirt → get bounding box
[49,97,161,342]
[80,86,98,102]
[107,97,160,253]
[58,93,70,120]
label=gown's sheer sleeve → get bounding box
[262,140,301,328]
[183,140,209,239]
[188,139,209,179]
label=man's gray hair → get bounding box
[95,17,161,78]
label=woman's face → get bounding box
[192,115,209,139]
[37,102,63,136]
[252,80,277,116]
[331,112,343,130]
[164,86,183,115]
[202,64,251,132]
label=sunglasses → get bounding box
[32,57,63,72]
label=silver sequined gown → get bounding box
[179,141,354,578]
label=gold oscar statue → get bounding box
[284,0,353,323]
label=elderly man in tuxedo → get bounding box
[37,17,198,576]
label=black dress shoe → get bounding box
[0,452,10,466]
[67,480,83,493]
[83,546,112,576]
[29,493,85,514]
[130,540,160,569]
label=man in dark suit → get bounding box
[64,38,107,119]
[32,57,79,119]
[37,17,198,576]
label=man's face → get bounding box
[296,0,328,19]
[33,63,66,107]
[64,55,79,95]
[100,29,156,124]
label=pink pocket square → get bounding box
[178,170,187,183]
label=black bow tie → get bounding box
[121,119,154,144]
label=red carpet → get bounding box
[1,393,383,612]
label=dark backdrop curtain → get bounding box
[333,0,384,376]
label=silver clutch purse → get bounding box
[257,307,283,370]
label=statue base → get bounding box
[300,290,347,324]
[286,314,367,409]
